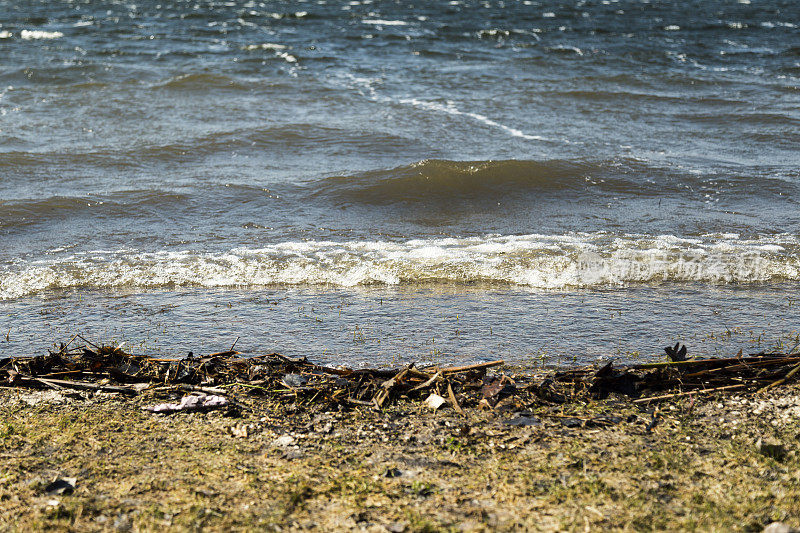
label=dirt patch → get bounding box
[2,385,800,532]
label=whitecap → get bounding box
[243,43,287,51]
[3,233,800,299]
[362,19,408,26]
[276,52,297,63]
[20,30,64,40]
[397,97,548,141]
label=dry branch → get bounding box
[2,339,800,412]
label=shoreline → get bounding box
[4,283,799,369]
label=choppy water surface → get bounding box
[1,0,799,362]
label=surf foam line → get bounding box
[397,98,548,141]
[2,233,799,299]
[341,74,548,141]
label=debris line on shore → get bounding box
[2,338,799,412]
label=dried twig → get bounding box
[438,360,504,374]
[758,361,800,394]
[447,381,465,416]
[632,384,748,404]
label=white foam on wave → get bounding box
[241,42,296,62]
[398,97,547,141]
[2,233,800,300]
[243,43,287,51]
[20,30,64,40]
[341,74,547,142]
[362,19,409,26]
[276,52,297,63]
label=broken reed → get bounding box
[2,336,800,412]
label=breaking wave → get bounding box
[2,233,799,299]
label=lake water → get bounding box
[1,0,799,364]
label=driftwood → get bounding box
[1,338,799,412]
[632,384,748,404]
[0,339,508,413]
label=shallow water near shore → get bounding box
[2,283,798,365]
[1,0,799,363]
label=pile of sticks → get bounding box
[0,336,512,411]
[2,337,800,410]
[554,347,800,404]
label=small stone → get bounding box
[283,449,304,460]
[560,418,583,428]
[43,477,76,496]
[113,514,132,532]
[229,425,249,438]
[763,522,800,533]
[273,435,296,447]
[384,468,402,478]
[756,439,787,461]
[503,415,541,427]
[281,373,308,388]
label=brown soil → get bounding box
[2,384,800,532]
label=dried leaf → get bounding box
[424,393,446,411]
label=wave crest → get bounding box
[2,233,798,299]
[313,158,662,204]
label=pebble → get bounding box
[763,522,800,533]
[756,439,787,461]
[273,435,296,447]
